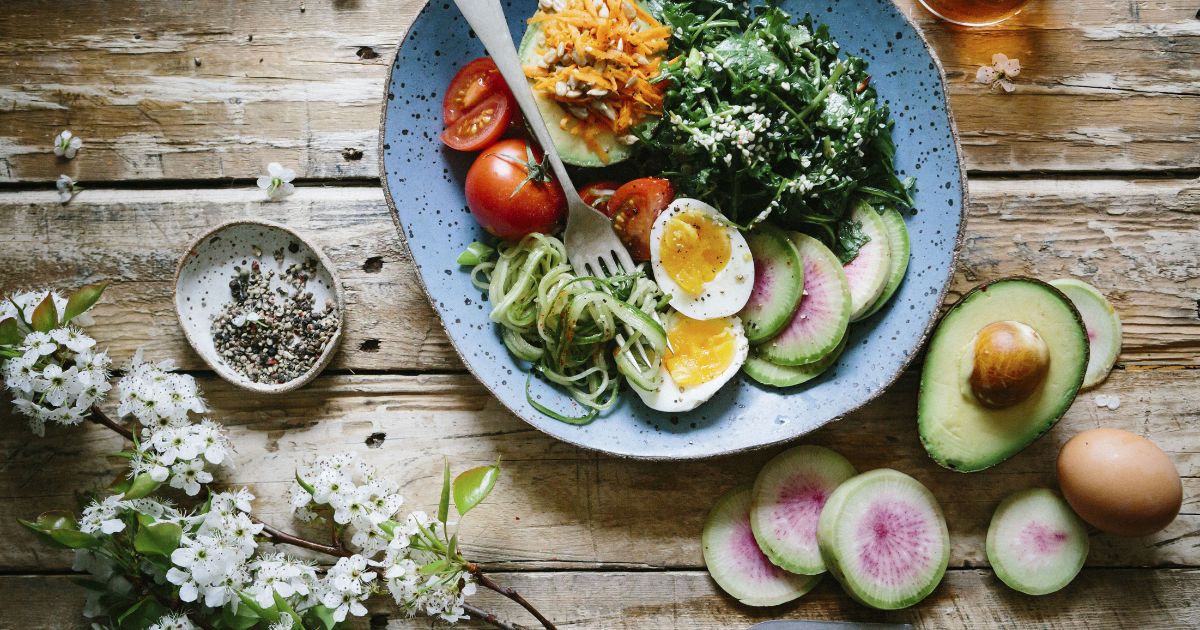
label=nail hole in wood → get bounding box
[356,46,379,60]
[365,432,386,448]
[342,147,364,161]
[363,256,384,272]
[360,339,381,352]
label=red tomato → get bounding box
[608,178,675,261]
[465,139,567,241]
[580,180,623,218]
[441,92,512,152]
[443,58,506,125]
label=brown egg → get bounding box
[1057,428,1182,537]
[969,320,1051,408]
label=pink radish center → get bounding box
[1020,521,1068,555]
[854,500,933,586]
[734,519,789,581]
[747,255,774,309]
[771,481,828,551]
[776,258,831,342]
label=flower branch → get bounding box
[3,283,559,630]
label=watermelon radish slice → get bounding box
[817,469,949,610]
[844,202,893,322]
[702,486,822,606]
[751,445,857,575]
[859,207,911,320]
[759,233,851,366]
[744,333,847,388]
[1049,279,1122,389]
[740,225,805,343]
[986,488,1089,596]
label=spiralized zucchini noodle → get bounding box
[466,233,667,424]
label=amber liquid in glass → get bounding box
[918,0,1032,26]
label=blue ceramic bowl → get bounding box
[380,0,965,459]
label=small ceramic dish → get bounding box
[174,220,345,393]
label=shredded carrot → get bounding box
[522,0,668,162]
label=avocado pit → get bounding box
[967,320,1050,408]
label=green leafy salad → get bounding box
[638,0,914,260]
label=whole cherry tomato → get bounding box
[465,139,567,241]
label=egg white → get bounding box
[650,198,755,321]
[632,311,749,412]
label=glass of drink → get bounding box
[917,0,1033,26]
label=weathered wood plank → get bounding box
[1,178,1196,372]
[0,0,1196,181]
[1,367,1195,572]
[2,569,1197,629]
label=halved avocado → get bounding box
[517,23,639,167]
[918,277,1089,472]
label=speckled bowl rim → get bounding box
[377,1,969,460]
[173,219,347,394]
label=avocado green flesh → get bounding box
[919,279,1088,472]
[517,25,635,167]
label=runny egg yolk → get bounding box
[663,315,737,389]
[661,210,731,295]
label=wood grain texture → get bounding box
[2,569,1197,629]
[1,178,1197,372]
[2,367,1195,572]
[0,0,1196,182]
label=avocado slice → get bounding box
[516,21,643,167]
[918,277,1089,472]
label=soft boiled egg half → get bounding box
[633,310,749,412]
[650,198,755,320]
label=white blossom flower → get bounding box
[148,613,195,630]
[268,618,296,630]
[3,354,38,394]
[257,162,296,200]
[976,53,1021,93]
[169,457,213,496]
[169,491,263,605]
[79,494,128,534]
[292,452,405,554]
[56,174,81,203]
[246,553,319,608]
[22,331,57,358]
[318,555,374,622]
[378,511,472,622]
[53,130,83,159]
[50,326,96,353]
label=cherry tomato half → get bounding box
[580,180,623,218]
[465,139,567,241]
[443,58,506,125]
[441,92,513,152]
[609,177,675,261]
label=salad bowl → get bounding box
[379,0,966,459]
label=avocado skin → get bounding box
[917,277,1089,472]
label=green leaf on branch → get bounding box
[238,591,280,622]
[452,459,500,517]
[273,590,304,628]
[133,514,182,558]
[116,595,169,629]
[30,294,58,333]
[307,604,337,630]
[0,317,20,346]
[418,557,450,575]
[19,511,99,549]
[122,473,161,500]
[63,281,108,324]
[221,604,261,630]
[438,459,451,525]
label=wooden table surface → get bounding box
[1,0,1197,628]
